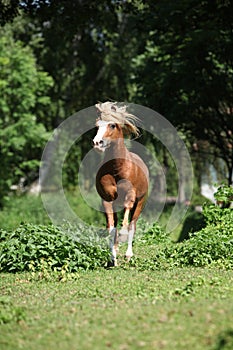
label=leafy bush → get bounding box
[137,221,169,244]
[0,223,110,273]
[214,184,233,208]
[167,224,233,267]
[164,187,233,268]
[132,186,233,270]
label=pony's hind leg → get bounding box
[125,196,146,261]
[103,200,118,266]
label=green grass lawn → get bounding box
[1,261,233,350]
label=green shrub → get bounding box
[133,186,233,270]
[0,223,110,273]
[214,184,233,208]
[137,221,169,244]
[168,223,233,267]
[165,187,233,268]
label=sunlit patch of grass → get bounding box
[0,268,233,350]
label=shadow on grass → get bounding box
[213,329,233,350]
[177,210,206,242]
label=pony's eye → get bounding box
[109,124,116,130]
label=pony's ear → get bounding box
[95,103,102,119]
[95,104,101,112]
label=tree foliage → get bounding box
[0,0,232,202]
[0,25,53,203]
[0,0,20,26]
[128,0,233,184]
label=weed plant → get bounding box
[0,223,110,273]
[132,186,233,270]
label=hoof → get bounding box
[106,259,117,268]
[118,228,128,243]
[118,233,128,243]
[125,255,132,262]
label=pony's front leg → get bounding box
[103,201,118,266]
[125,197,145,261]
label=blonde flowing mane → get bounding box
[95,101,140,138]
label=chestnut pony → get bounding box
[93,102,149,266]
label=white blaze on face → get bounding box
[93,120,110,152]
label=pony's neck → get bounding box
[105,137,128,159]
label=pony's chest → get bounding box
[97,159,132,180]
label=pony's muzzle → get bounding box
[93,139,104,147]
[93,138,109,152]
[93,139,104,152]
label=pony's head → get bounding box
[93,102,140,152]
